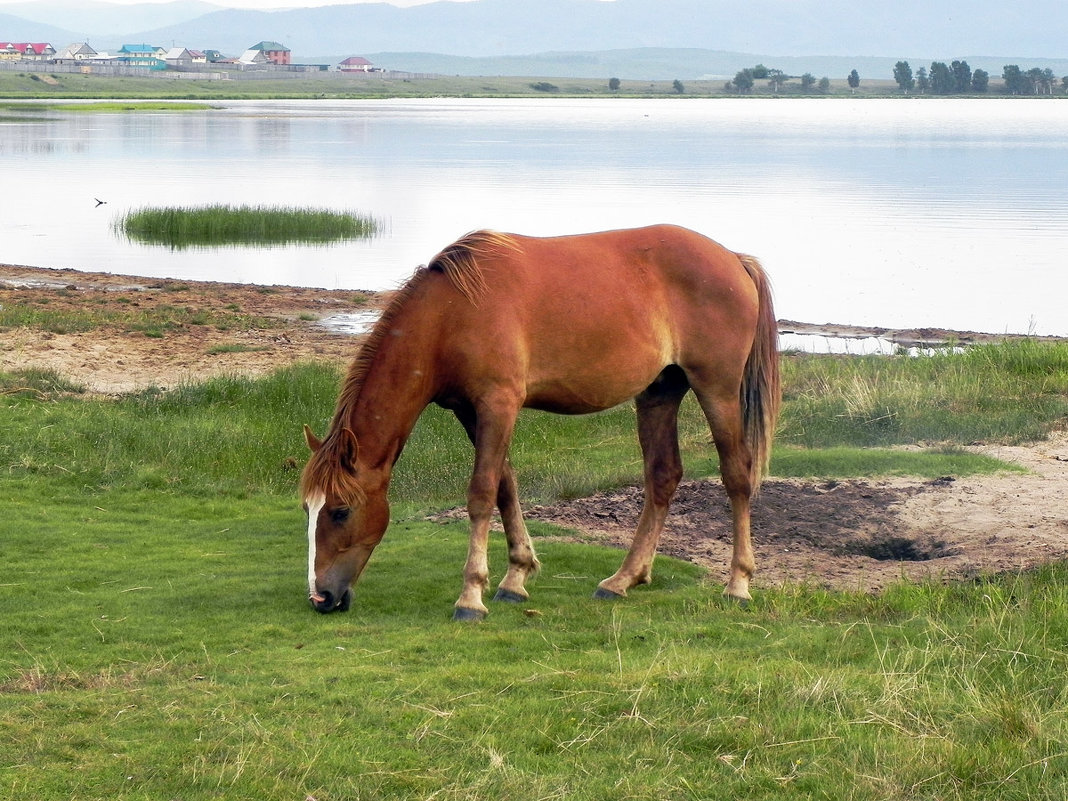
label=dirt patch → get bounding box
[0,263,385,394]
[527,432,1068,592]
[4,262,1067,592]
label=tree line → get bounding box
[893,60,1067,95]
[726,64,831,94]
[718,60,1067,96]
[606,61,1067,96]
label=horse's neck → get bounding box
[343,320,437,473]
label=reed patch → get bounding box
[114,204,380,249]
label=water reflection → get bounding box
[779,333,965,357]
[1,98,1067,335]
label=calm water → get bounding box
[2,98,1067,335]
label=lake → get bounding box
[2,98,1066,335]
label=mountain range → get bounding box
[3,0,1068,80]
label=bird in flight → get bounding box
[94,198,107,207]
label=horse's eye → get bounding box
[330,507,351,524]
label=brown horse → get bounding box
[300,224,780,620]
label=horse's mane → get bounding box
[300,230,521,501]
[425,229,520,303]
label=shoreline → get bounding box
[4,261,1064,349]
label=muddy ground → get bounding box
[3,263,1066,593]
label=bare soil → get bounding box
[4,263,1066,593]
[0,264,385,393]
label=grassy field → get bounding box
[114,205,380,249]
[2,340,1067,799]
[0,70,921,101]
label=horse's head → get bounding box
[301,425,390,613]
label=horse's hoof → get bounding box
[493,588,527,604]
[592,586,625,600]
[452,606,487,622]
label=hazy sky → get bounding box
[0,0,481,7]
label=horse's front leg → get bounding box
[453,395,522,622]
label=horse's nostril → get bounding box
[311,590,335,613]
[310,587,352,614]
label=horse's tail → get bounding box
[736,254,781,493]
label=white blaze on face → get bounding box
[305,492,326,599]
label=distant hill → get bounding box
[4,0,221,36]
[0,12,83,46]
[2,0,1067,80]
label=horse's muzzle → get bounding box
[310,588,352,614]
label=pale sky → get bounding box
[0,0,479,7]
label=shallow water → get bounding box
[2,98,1066,335]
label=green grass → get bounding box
[0,295,276,337]
[0,70,1020,101]
[780,340,1068,447]
[3,483,1068,799]
[114,204,381,249]
[1,339,1066,797]
[1,339,1064,502]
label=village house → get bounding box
[237,48,268,66]
[116,43,167,69]
[54,42,98,61]
[0,42,56,60]
[0,36,343,75]
[245,41,290,66]
[338,56,376,73]
[201,50,232,64]
[165,47,206,67]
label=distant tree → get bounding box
[767,69,788,93]
[751,63,770,79]
[672,79,684,94]
[951,60,972,93]
[818,76,831,93]
[608,77,621,91]
[1002,65,1029,95]
[916,66,929,93]
[800,72,817,91]
[1042,68,1056,94]
[1025,68,1042,94]
[847,69,860,92]
[732,69,754,93]
[893,60,914,93]
[929,61,954,94]
[1062,76,1068,94]
[971,69,989,93]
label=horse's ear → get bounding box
[303,424,322,452]
[338,427,360,472]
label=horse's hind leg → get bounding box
[690,384,756,602]
[595,367,689,599]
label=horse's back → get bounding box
[499,224,759,355]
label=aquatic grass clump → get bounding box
[115,204,380,249]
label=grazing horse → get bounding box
[301,224,780,620]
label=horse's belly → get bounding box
[523,360,666,414]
